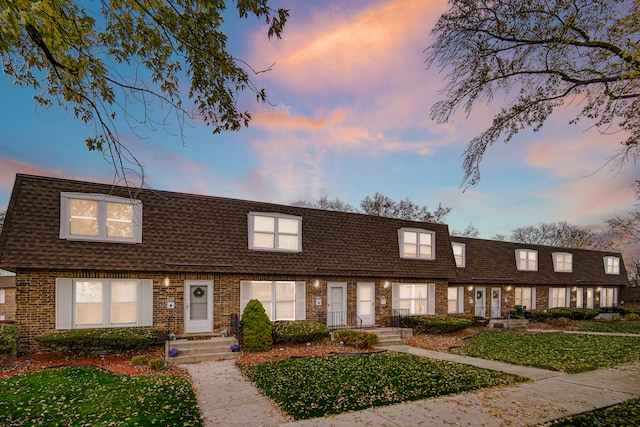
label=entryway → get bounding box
[327,282,347,327]
[184,280,213,334]
[357,282,375,326]
[475,287,486,317]
[491,287,502,318]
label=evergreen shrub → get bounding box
[333,329,379,349]
[272,320,330,344]
[241,299,273,352]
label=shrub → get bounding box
[148,358,165,370]
[241,299,273,352]
[625,313,640,322]
[35,328,158,355]
[526,308,600,321]
[333,329,379,349]
[272,320,330,344]
[450,313,489,327]
[0,322,19,355]
[403,315,472,334]
[130,355,148,366]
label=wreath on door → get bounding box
[193,287,205,298]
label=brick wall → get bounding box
[0,276,16,321]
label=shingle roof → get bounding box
[0,174,457,278]
[450,236,628,286]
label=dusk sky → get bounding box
[0,0,638,241]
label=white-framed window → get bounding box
[248,213,302,252]
[447,287,465,313]
[59,193,143,243]
[55,278,153,329]
[0,289,4,304]
[549,287,570,308]
[515,287,536,310]
[398,229,435,260]
[0,315,4,321]
[240,281,306,321]
[452,242,466,268]
[516,249,538,271]
[553,252,573,272]
[392,283,435,315]
[600,287,618,307]
[604,256,620,275]
[575,288,583,308]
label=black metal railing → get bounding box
[322,311,363,330]
[390,308,410,339]
[229,313,240,339]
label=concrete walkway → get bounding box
[183,346,640,427]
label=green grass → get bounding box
[0,367,203,426]
[451,332,640,373]
[576,321,640,334]
[544,398,640,426]
[239,351,525,420]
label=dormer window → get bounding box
[398,228,435,259]
[516,249,537,271]
[248,213,302,252]
[452,242,466,267]
[553,252,573,272]
[59,193,143,243]
[604,256,620,275]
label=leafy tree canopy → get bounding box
[427,0,640,186]
[0,0,288,179]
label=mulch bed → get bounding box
[236,339,380,365]
[0,346,188,378]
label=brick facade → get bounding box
[0,276,16,321]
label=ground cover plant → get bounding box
[0,366,202,426]
[451,332,640,373]
[544,398,640,426]
[575,321,640,334]
[239,351,525,420]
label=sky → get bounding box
[0,0,638,244]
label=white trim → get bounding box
[452,242,466,268]
[240,280,305,321]
[59,192,142,243]
[184,280,213,334]
[392,282,435,315]
[0,289,4,304]
[552,252,573,273]
[603,256,620,275]
[515,249,538,271]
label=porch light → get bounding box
[506,286,512,291]
[384,281,390,289]
[314,279,319,288]
[164,277,170,287]
[467,286,474,291]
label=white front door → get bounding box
[327,282,347,327]
[184,280,213,334]
[357,282,375,326]
[475,287,486,317]
[491,287,502,318]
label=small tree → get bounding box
[241,299,272,352]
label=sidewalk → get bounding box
[184,346,640,427]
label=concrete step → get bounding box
[169,337,240,364]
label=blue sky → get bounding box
[0,0,637,240]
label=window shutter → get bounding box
[457,287,464,313]
[55,278,73,329]
[565,288,571,308]
[531,288,537,310]
[548,288,554,309]
[139,279,153,326]
[295,281,306,320]
[428,283,436,315]
[240,281,251,317]
[614,287,619,306]
[391,283,399,313]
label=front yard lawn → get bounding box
[238,351,525,420]
[544,398,640,426]
[451,332,640,373]
[576,321,640,334]
[0,366,203,426]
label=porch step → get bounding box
[489,318,529,331]
[168,337,240,364]
[365,327,412,346]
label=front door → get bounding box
[491,287,502,318]
[475,287,486,317]
[327,282,347,327]
[184,280,213,334]
[357,282,375,326]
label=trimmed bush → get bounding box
[403,315,472,334]
[0,322,20,365]
[148,358,165,370]
[241,299,273,352]
[130,355,148,366]
[333,329,379,349]
[35,328,158,355]
[526,308,600,321]
[272,320,330,344]
[450,313,489,327]
[625,313,640,322]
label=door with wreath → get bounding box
[184,280,213,333]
